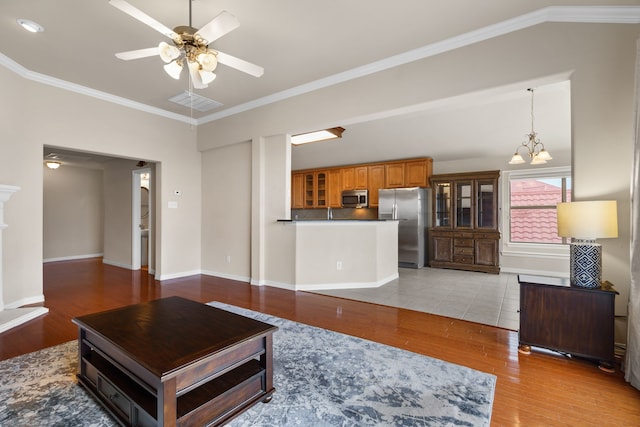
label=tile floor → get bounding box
[311,267,521,330]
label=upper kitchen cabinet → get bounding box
[303,170,328,208]
[342,166,368,190]
[367,165,385,207]
[292,172,305,209]
[429,170,500,274]
[385,162,405,188]
[328,169,343,208]
[385,158,433,188]
[404,158,433,187]
[292,157,432,209]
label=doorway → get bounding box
[132,168,153,272]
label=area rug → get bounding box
[0,302,496,426]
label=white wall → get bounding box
[0,64,202,306]
[43,164,103,261]
[197,23,639,318]
[201,141,252,281]
[102,159,139,269]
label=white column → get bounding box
[0,184,20,312]
[0,184,48,333]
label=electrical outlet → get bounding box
[226,255,231,264]
[336,261,342,270]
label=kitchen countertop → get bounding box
[277,218,398,222]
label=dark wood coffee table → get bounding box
[72,296,278,426]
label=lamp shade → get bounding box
[557,201,618,239]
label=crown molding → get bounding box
[197,6,640,124]
[0,52,196,125]
[1,6,637,126]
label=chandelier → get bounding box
[508,88,552,165]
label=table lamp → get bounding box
[557,200,618,288]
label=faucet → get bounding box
[327,206,333,220]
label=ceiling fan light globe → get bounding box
[199,70,217,85]
[163,61,183,79]
[198,52,218,72]
[187,61,208,89]
[159,41,180,63]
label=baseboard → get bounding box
[102,259,133,270]
[5,294,45,309]
[248,272,399,291]
[201,270,251,283]
[156,270,202,281]
[43,253,103,263]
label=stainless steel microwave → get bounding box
[341,190,368,208]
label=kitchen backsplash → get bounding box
[291,207,378,220]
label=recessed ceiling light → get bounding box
[17,18,44,33]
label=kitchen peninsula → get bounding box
[276,219,398,291]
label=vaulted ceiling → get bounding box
[3,1,638,169]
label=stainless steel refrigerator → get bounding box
[378,187,430,268]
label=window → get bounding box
[507,168,571,244]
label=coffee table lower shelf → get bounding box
[78,349,273,427]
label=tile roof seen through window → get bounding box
[510,179,571,243]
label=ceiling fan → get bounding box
[109,0,264,89]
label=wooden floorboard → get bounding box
[1,258,639,426]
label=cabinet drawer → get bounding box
[456,232,474,239]
[454,255,474,264]
[454,238,473,247]
[474,232,497,239]
[98,375,132,421]
[454,246,474,256]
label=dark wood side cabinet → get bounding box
[429,170,500,273]
[518,275,617,371]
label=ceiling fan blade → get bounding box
[109,0,177,39]
[194,11,240,44]
[216,51,264,78]
[115,47,160,60]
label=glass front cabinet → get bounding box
[429,170,500,274]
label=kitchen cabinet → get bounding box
[304,171,328,208]
[404,159,432,187]
[518,275,617,371]
[292,157,432,209]
[328,169,342,208]
[367,165,385,207]
[342,168,355,190]
[342,166,367,190]
[292,172,304,209]
[385,163,405,188]
[429,170,500,273]
[354,166,368,189]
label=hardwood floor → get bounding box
[1,258,639,426]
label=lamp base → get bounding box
[570,239,601,288]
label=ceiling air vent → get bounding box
[169,91,223,112]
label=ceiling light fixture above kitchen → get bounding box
[17,18,44,33]
[291,127,345,146]
[509,88,552,165]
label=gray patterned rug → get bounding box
[0,302,495,426]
